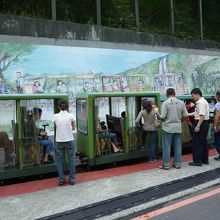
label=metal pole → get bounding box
[96,0,101,25]
[51,0,56,20]
[170,0,175,33]
[135,0,140,30]
[199,0,204,40]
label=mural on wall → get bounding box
[0,43,220,98]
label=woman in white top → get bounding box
[53,100,76,186]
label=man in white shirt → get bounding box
[214,91,220,161]
[189,88,210,166]
[53,100,76,186]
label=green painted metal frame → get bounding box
[0,94,68,180]
[76,91,161,166]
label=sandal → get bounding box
[159,165,170,170]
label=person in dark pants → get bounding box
[213,91,220,161]
[188,88,210,166]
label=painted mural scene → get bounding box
[1,43,220,97]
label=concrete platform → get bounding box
[0,150,220,220]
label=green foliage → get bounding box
[0,0,219,42]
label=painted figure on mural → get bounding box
[112,79,120,92]
[0,77,4,93]
[15,71,23,94]
[83,81,97,92]
[32,81,43,93]
[0,77,10,94]
[56,80,68,93]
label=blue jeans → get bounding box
[214,131,220,156]
[142,130,157,161]
[162,130,182,166]
[110,132,118,144]
[42,139,53,154]
[55,141,75,182]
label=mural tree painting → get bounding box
[0,44,35,79]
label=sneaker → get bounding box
[59,179,65,186]
[149,159,156,163]
[214,156,220,161]
[69,180,75,185]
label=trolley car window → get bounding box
[111,97,126,117]
[76,99,88,134]
[94,97,110,123]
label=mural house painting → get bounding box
[0,43,220,99]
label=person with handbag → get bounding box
[135,100,161,162]
[160,88,188,170]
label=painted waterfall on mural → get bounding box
[0,43,220,98]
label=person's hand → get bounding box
[40,131,47,136]
[194,126,200,133]
[213,126,218,133]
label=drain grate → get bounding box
[37,168,220,220]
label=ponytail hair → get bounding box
[142,101,152,114]
[58,99,68,111]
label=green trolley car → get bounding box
[0,94,68,181]
[76,92,161,167]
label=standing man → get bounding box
[189,88,210,166]
[160,88,188,170]
[213,91,220,161]
[53,100,76,186]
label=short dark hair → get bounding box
[166,88,175,97]
[58,99,68,111]
[216,91,220,97]
[33,107,42,115]
[191,88,202,96]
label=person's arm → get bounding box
[194,115,205,132]
[135,111,142,125]
[214,110,220,132]
[194,103,206,132]
[160,103,167,122]
[156,111,161,120]
[188,112,195,117]
[71,120,76,130]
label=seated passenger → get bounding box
[25,108,54,164]
[33,108,54,163]
[0,131,15,166]
[100,121,123,153]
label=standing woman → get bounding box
[135,100,160,162]
[53,100,76,186]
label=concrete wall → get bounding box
[1,13,220,54]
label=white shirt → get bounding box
[215,102,220,111]
[53,110,75,142]
[195,97,209,120]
